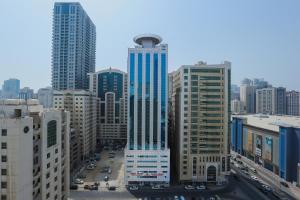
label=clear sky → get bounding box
[0,0,299,91]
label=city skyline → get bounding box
[1,0,300,90]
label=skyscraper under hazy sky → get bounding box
[125,34,170,185]
[52,2,96,90]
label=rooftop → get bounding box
[133,34,162,46]
[233,114,300,132]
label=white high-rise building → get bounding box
[125,34,170,186]
[286,90,300,116]
[240,85,256,113]
[0,99,70,200]
[38,87,53,108]
[231,99,245,114]
[53,90,97,163]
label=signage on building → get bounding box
[255,135,262,157]
[265,136,273,161]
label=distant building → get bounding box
[172,61,231,184]
[231,84,240,100]
[125,34,170,185]
[231,114,300,184]
[2,78,20,99]
[286,91,300,116]
[253,78,270,89]
[53,90,97,163]
[19,87,34,100]
[37,87,53,108]
[241,78,252,86]
[231,99,245,114]
[0,99,70,200]
[276,87,286,115]
[240,85,256,113]
[52,2,96,90]
[89,68,127,146]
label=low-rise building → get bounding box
[0,99,70,200]
[231,114,300,184]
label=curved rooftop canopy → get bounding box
[133,34,162,45]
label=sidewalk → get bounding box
[231,151,300,200]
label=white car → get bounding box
[262,184,272,191]
[74,179,84,184]
[184,185,195,190]
[251,175,259,181]
[196,185,206,190]
[129,185,139,191]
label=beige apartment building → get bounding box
[171,61,231,184]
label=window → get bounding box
[1,182,7,189]
[1,195,6,200]
[1,169,7,175]
[47,163,50,169]
[1,156,7,162]
[1,129,7,136]
[1,143,7,149]
[47,153,50,158]
[47,120,57,147]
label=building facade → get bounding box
[172,61,231,184]
[124,34,170,185]
[276,87,286,115]
[231,114,300,184]
[240,85,256,114]
[231,99,244,114]
[38,87,53,108]
[19,87,34,100]
[286,91,300,116]
[0,99,70,200]
[52,2,96,90]
[1,78,20,99]
[89,68,127,146]
[53,90,97,166]
[256,87,276,114]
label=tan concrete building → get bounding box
[171,61,231,184]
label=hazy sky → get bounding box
[0,0,299,91]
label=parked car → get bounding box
[84,185,91,190]
[251,175,259,181]
[74,179,84,184]
[87,165,94,170]
[280,181,289,188]
[77,174,87,179]
[90,185,98,191]
[70,184,78,190]
[129,185,139,191]
[184,185,195,190]
[108,169,112,174]
[94,182,100,186]
[196,185,206,190]
[108,186,116,191]
[262,184,272,191]
[104,176,109,182]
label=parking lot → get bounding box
[75,148,125,192]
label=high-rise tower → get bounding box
[124,34,170,185]
[52,2,96,90]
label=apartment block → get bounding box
[286,91,300,116]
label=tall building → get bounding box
[38,87,53,108]
[286,91,300,116]
[53,90,97,164]
[240,85,256,113]
[0,99,70,200]
[19,87,34,100]
[231,84,240,100]
[2,78,20,99]
[89,68,127,146]
[52,2,96,90]
[276,87,286,115]
[172,61,231,184]
[256,87,276,114]
[124,34,170,185]
[253,78,270,89]
[231,99,245,114]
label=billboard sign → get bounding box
[255,135,262,157]
[265,136,273,161]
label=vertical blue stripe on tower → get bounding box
[129,53,135,150]
[137,53,143,150]
[145,53,150,150]
[161,53,166,149]
[153,53,158,150]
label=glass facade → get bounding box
[153,53,158,150]
[47,120,57,148]
[145,53,151,150]
[98,72,123,101]
[161,53,166,149]
[137,53,143,150]
[129,53,135,149]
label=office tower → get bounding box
[52,2,96,90]
[53,90,97,165]
[37,87,53,108]
[276,87,286,115]
[240,85,256,113]
[0,99,70,200]
[2,78,20,99]
[241,78,252,86]
[256,87,276,114]
[253,78,270,89]
[231,99,245,114]
[89,68,127,146]
[19,87,34,100]
[125,34,170,185]
[286,91,300,116]
[172,61,231,183]
[231,84,240,100]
